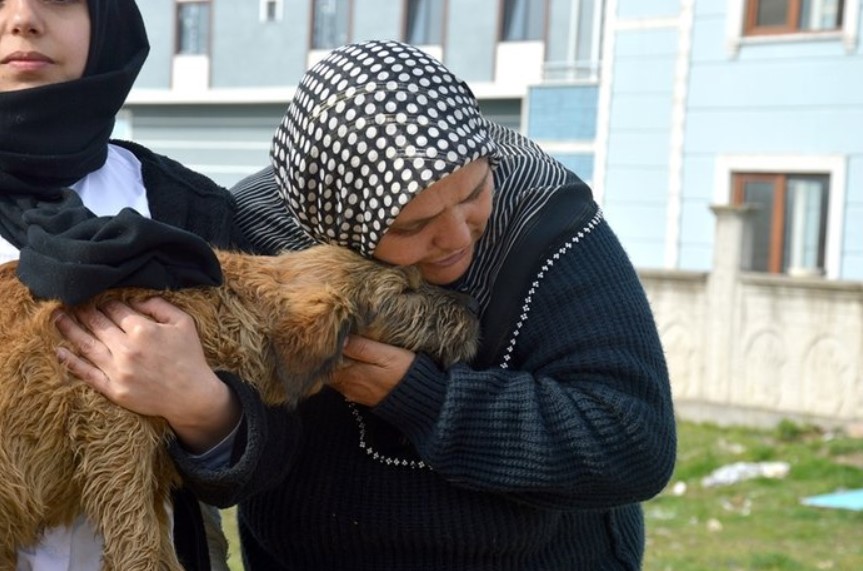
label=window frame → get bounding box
[744,0,845,37]
[725,0,859,55]
[732,172,832,275]
[733,173,795,273]
[715,155,846,279]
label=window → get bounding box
[404,0,445,45]
[176,1,211,55]
[262,0,283,22]
[500,0,546,41]
[312,0,351,50]
[745,0,844,35]
[543,0,602,81]
[732,173,829,275]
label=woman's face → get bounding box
[0,0,90,92]
[374,159,494,285]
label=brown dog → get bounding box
[0,243,479,570]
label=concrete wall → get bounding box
[210,0,311,88]
[641,205,863,429]
[122,104,285,187]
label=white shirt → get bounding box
[13,144,150,571]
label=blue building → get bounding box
[128,0,862,280]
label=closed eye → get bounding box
[388,169,490,236]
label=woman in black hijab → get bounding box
[1,1,248,568]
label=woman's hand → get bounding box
[329,335,416,407]
[53,297,241,454]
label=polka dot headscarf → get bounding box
[271,40,500,257]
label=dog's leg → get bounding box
[69,403,182,571]
[0,459,42,570]
[0,389,78,569]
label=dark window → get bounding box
[405,0,445,45]
[500,0,546,41]
[312,0,351,49]
[265,0,279,22]
[733,173,829,275]
[176,1,211,55]
[745,0,844,35]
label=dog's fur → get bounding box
[0,244,479,570]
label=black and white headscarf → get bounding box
[238,40,581,313]
[272,40,500,257]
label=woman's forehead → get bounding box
[397,160,491,216]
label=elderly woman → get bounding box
[188,40,675,569]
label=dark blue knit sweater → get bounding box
[175,135,677,570]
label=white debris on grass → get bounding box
[701,461,790,488]
[706,518,723,532]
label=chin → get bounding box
[423,258,472,285]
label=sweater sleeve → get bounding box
[373,214,677,511]
[169,372,303,508]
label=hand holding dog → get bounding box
[330,335,416,407]
[54,297,241,454]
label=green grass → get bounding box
[643,421,863,571]
[219,420,863,570]
[220,506,242,570]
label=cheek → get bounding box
[62,38,90,80]
[69,19,91,78]
[373,238,430,267]
[469,195,494,234]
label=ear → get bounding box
[267,286,355,404]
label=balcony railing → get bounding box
[542,59,601,83]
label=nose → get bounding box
[433,207,473,251]
[8,0,43,36]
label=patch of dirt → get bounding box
[834,452,863,469]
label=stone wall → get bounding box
[639,205,863,429]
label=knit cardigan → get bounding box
[177,170,677,569]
